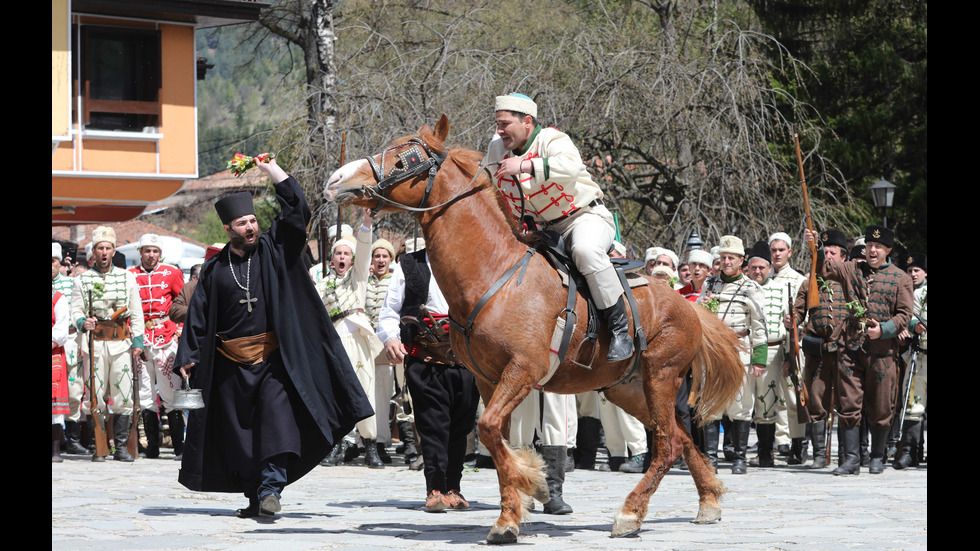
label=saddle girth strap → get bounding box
[447,249,536,386]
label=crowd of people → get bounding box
[52,93,927,520]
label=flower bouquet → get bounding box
[226,153,271,177]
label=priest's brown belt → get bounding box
[216,332,279,365]
[93,319,131,341]
[331,308,365,323]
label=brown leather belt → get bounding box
[331,308,365,323]
[545,199,603,226]
[93,319,131,341]
[216,331,279,365]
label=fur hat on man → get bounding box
[372,238,395,259]
[494,93,537,119]
[864,225,895,248]
[906,252,927,272]
[138,233,162,250]
[52,242,63,261]
[716,235,745,257]
[331,236,357,256]
[768,231,793,249]
[687,249,713,268]
[91,226,116,248]
[819,229,848,250]
[328,224,354,240]
[747,241,771,264]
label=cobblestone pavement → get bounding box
[52,439,926,551]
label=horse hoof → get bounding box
[692,505,722,524]
[611,512,642,537]
[487,523,519,544]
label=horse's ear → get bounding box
[433,114,449,143]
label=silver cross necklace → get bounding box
[229,254,257,312]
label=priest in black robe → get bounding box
[175,157,373,518]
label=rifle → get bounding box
[896,332,921,433]
[335,132,347,254]
[129,348,142,460]
[794,133,820,310]
[88,290,110,460]
[786,283,809,407]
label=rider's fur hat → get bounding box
[495,93,537,119]
[91,226,116,248]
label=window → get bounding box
[73,25,162,131]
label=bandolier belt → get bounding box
[145,315,171,329]
[93,319,131,341]
[216,331,279,365]
[331,308,365,323]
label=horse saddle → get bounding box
[534,230,648,374]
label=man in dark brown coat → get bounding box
[804,225,914,475]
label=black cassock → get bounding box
[175,175,373,493]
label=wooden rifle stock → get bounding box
[787,283,809,407]
[88,290,110,459]
[794,133,820,310]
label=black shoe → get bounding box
[321,439,348,466]
[259,494,280,517]
[141,410,160,459]
[601,297,634,362]
[343,442,361,463]
[606,456,626,472]
[363,438,385,469]
[235,500,260,518]
[474,454,495,469]
[377,442,392,464]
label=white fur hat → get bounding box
[687,249,713,267]
[768,231,792,249]
[328,224,354,240]
[52,242,63,260]
[644,246,678,268]
[91,226,116,247]
[494,93,537,118]
[331,236,356,256]
[138,233,162,250]
[651,265,676,280]
[644,247,659,262]
[716,235,745,257]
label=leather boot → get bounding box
[321,439,348,466]
[731,420,751,474]
[64,420,88,455]
[721,417,736,461]
[893,420,921,470]
[832,425,861,475]
[141,410,160,458]
[574,416,600,470]
[113,414,135,462]
[787,437,807,465]
[363,438,385,469]
[859,418,870,467]
[396,420,419,464]
[601,297,634,362]
[167,410,185,458]
[701,421,720,472]
[752,424,775,468]
[808,421,828,469]
[540,446,573,514]
[868,427,889,474]
[53,424,64,463]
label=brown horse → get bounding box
[326,115,745,544]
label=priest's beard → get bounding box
[229,230,261,256]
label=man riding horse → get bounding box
[487,93,632,362]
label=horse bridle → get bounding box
[360,136,492,214]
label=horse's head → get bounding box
[325,114,452,213]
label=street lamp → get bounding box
[869,177,896,227]
[686,228,705,251]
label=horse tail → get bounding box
[689,302,747,423]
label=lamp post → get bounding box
[869,177,896,227]
[686,228,705,251]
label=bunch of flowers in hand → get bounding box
[226,153,271,177]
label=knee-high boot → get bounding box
[832,425,861,475]
[701,421,720,471]
[541,446,573,514]
[142,410,160,458]
[113,414,135,462]
[167,410,185,458]
[731,420,751,474]
[808,421,828,469]
[892,420,921,470]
